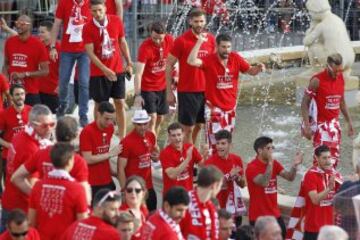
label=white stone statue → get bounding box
[304,0,355,74]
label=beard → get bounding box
[102,213,116,226]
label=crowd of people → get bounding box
[0,0,357,239]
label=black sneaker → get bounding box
[79,116,89,128]
[56,104,66,118]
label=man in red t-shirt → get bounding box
[301,145,342,240]
[160,122,204,195]
[38,21,60,113]
[166,8,215,144]
[180,165,223,240]
[80,101,122,199]
[138,186,189,240]
[28,143,88,240]
[0,74,10,110]
[188,33,265,150]
[83,0,133,138]
[205,130,246,223]
[301,53,354,168]
[134,22,174,136]
[61,188,121,240]
[50,0,91,126]
[118,109,158,212]
[245,136,303,238]
[11,116,91,204]
[0,104,54,232]
[0,84,31,195]
[0,209,40,240]
[3,15,49,106]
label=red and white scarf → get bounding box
[225,182,247,216]
[66,0,86,42]
[159,209,184,240]
[92,16,114,59]
[48,169,75,181]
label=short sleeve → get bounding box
[273,160,284,176]
[245,163,257,184]
[0,75,9,93]
[137,42,149,63]
[38,41,49,63]
[236,54,251,73]
[192,146,202,164]
[24,150,40,173]
[160,149,173,170]
[119,138,130,159]
[75,185,88,213]
[71,155,89,182]
[170,37,183,59]
[234,155,244,176]
[303,172,318,194]
[79,129,92,152]
[117,17,125,38]
[55,0,65,20]
[82,23,93,45]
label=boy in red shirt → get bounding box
[80,101,122,199]
[118,109,158,211]
[3,14,49,106]
[134,21,174,136]
[180,165,223,240]
[160,122,203,195]
[83,0,133,138]
[0,209,40,240]
[61,188,121,240]
[245,136,303,238]
[28,143,88,240]
[301,53,354,168]
[0,74,10,110]
[187,33,264,151]
[138,186,189,240]
[166,8,215,144]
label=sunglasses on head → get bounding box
[10,230,28,237]
[32,121,56,129]
[15,20,30,26]
[97,190,121,206]
[126,188,143,194]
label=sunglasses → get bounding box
[126,188,143,194]
[15,20,31,26]
[32,121,56,129]
[97,190,121,206]
[10,230,28,237]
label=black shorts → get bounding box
[40,93,59,113]
[141,90,169,115]
[25,94,41,106]
[178,92,205,126]
[90,74,125,103]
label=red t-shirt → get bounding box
[5,35,49,94]
[79,121,114,186]
[202,52,250,111]
[170,29,215,92]
[0,105,31,159]
[29,175,88,240]
[180,190,219,240]
[55,0,91,52]
[0,228,40,240]
[160,143,202,195]
[0,74,9,110]
[137,34,174,91]
[39,41,60,95]
[24,146,88,182]
[205,153,244,208]
[312,69,345,123]
[138,211,182,240]
[2,131,40,212]
[61,216,120,240]
[83,15,125,76]
[120,130,156,189]
[119,203,149,225]
[303,170,337,233]
[105,0,117,15]
[245,158,284,221]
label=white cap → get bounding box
[132,109,151,124]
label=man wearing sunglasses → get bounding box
[1,104,54,233]
[3,14,49,106]
[301,53,354,168]
[62,188,121,239]
[0,209,40,240]
[245,136,303,238]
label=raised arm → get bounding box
[187,34,207,67]
[279,152,303,181]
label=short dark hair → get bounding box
[10,83,25,96]
[188,8,206,19]
[93,188,122,208]
[50,143,75,168]
[90,0,105,5]
[150,21,166,34]
[216,33,232,45]
[253,136,273,153]
[197,165,223,188]
[56,116,78,142]
[235,225,254,240]
[98,101,115,114]
[327,53,343,65]
[215,130,232,143]
[218,209,232,220]
[167,122,183,133]
[39,20,53,32]
[163,186,190,207]
[314,145,330,157]
[7,209,27,226]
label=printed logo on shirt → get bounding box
[264,178,277,194]
[177,169,190,181]
[11,53,28,68]
[138,153,151,169]
[40,184,66,217]
[96,145,110,154]
[325,95,341,110]
[73,222,96,239]
[12,125,25,134]
[189,193,203,227]
[203,209,212,240]
[198,50,209,58]
[216,75,233,89]
[151,59,166,74]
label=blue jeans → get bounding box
[0,208,10,233]
[58,51,89,119]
